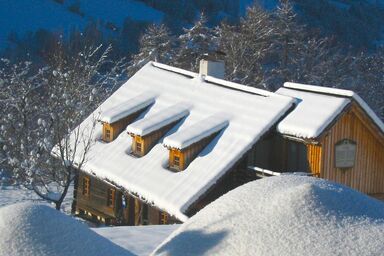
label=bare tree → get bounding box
[0,44,127,210]
[128,23,175,77]
[218,5,274,88]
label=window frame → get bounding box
[160,211,168,224]
[105,129,111,140]
[82,177,90,197]
[107,188,116,208]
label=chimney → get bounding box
[199,52,225,79]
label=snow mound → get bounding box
[0,203,132,256]
[153,176,384,256]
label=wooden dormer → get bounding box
[99,93,156,142]
[127,103,191,157]
[163,114,229,171]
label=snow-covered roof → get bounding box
[163,113,230,150]
[0,203,132,256]
[276,87,350,138]
[153,176,384,256]
[126,103,190,137]
[100,92,156,123]
[74,62,294,221]
[279,82,384,136]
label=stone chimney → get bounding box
[199,52,225,79]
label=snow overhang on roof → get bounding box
[277,82,384,137]
[163,113,230,150]
[99,92,156,123]
[72,62,295,221]
[126,102,191,137]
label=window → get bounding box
[136,142,142,153]
[82,177,90,197]
[174,156,180,166]
[107,188,115,208]
[105,129,111,140]
[160,211,168,224]
[142,204,149,225]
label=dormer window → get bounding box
[127,103,191,157]
[99,92,156,142]
[163,114,229,171]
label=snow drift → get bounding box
[153,176,384,256]
[0,203,132,256]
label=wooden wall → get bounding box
[74,172,180,225]
[75,172,121,220]
[318,102,384,194]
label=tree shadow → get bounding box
[154,229,228,256]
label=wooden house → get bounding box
[71,61,383,226]
[248,82,384,197]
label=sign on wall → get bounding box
[335,139,357,168]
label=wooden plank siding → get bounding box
[75,172,121,220]
[317,102,384,194]
[307,144,322,177]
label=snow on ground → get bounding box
[0,202,133,256]
[0,184,74,214]
[92,225,180,256]
[153,175,384,256]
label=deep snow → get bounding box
[153,175,384,256]
[0,202,133,256]
[92,225,180,256]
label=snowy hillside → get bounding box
[0,0,163,48]
[153,176,384,255]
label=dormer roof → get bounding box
[99,92,156,124]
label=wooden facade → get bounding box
[73,172,180,225]
[102,110,144,142]
[251,102,384,195]
[316,102,384,194]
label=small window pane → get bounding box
[107,188,115,208]
[82,177,90,197]
[136,142,142,152]
[174,156,180,166]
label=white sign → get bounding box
[335,139,356,168]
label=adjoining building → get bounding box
[71,59,384,225]
[249,82,384,197]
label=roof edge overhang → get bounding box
[283,82,384,136]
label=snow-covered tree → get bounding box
[0,44,127,210]
[174,13,217,72]
[128,23,174,76]
[219,5,274,88]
